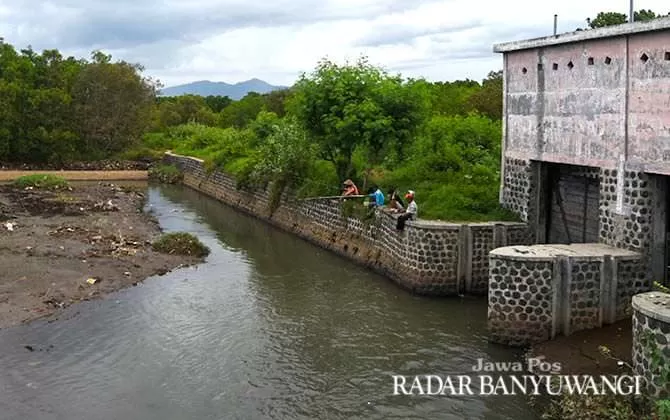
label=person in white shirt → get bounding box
[396,190,417,230]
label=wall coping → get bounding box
[165,152,528,230]
[632,292,670,323]
[490,243,641,261]
[493,16,670,53]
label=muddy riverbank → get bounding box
[528,319,633,376]
[0,181,201,329]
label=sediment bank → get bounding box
[0,181,200,328]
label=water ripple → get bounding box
[0,185,536,420]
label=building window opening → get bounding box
[522,67,527,74]
[552,63,558,70]
[605,57,612,64]
[567,61,574,69]
[641,53,649,63]
[587,57,594,65]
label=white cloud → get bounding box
[0,0,668,87]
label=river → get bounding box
[0,184,539,420]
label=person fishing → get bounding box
[368,185,384,208]
[387,187,404,211]
[341,179,359,196]
[396,190,417,231]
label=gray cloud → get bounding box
[3,0,446,50]
[354,21,483,47]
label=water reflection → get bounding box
[0,184,539,420]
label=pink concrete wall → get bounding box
[627,32,670,174]
[504,30,670,173]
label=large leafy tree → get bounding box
[289,56,429,181]
[467,70,503,121]
[72,51,158,157]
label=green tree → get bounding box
[204,95,232,113]
[467,70,503,120]
[72,51,158,157]
[289,56,429,181]
[218,92,264,128]
[587,10,668,28]
[588,11,628,28]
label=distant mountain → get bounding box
[159,78,288,100]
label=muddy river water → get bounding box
[0,184,540,419]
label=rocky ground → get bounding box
[0,181,200,329]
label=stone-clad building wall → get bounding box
[164,152,530,296]
[632,292,670,398]
[488,244,645,346]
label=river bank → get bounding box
[0,180,201,329]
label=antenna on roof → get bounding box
[554,14,558,35]
[630,0,635,22]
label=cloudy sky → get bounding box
[0,0,668,87]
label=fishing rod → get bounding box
[301,194,367,201]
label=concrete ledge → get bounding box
[494,16,670,53]
[632,292,670,324]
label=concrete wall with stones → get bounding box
[632,292,670,398]
[488,244,646,346]
[164,153,531,296]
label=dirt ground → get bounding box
[0,170,147,181]
[0,181,201,329]
[528,319,633,376]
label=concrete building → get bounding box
[494,17,670,285]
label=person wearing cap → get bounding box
[341,179,359,196]
[396,190,417,230]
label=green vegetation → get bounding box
[148,163,183,184]
[0,42,157,164]
[582,9,669,29]
[141,61,510,222]
[152,232,210,257]
[13,174,69,189]
[540,341,670,420]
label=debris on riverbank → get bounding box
[526,319,633,376]
[0,181,203,329]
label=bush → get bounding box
[13,174,69,189]
[152,232,210,257]
[148,164,183,184]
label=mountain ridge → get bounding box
[159,79,288,100]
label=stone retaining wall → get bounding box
[164,152,531,296]
[488,243,646,346]
[632,292,670,399]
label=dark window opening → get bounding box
[537,63,543,71]
[641,53,649,63]
[665,52,670,61]
[567,61,574,69]
[552,63,558,70]
[522,67,527,74]
[605,57,612,64]
[587,57,594,65]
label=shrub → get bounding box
[152,232,210,257]
[13,174,69,189]
[148,164,183,184]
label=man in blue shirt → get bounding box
[368,185,384,207]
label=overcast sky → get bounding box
[0,0,668,87]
